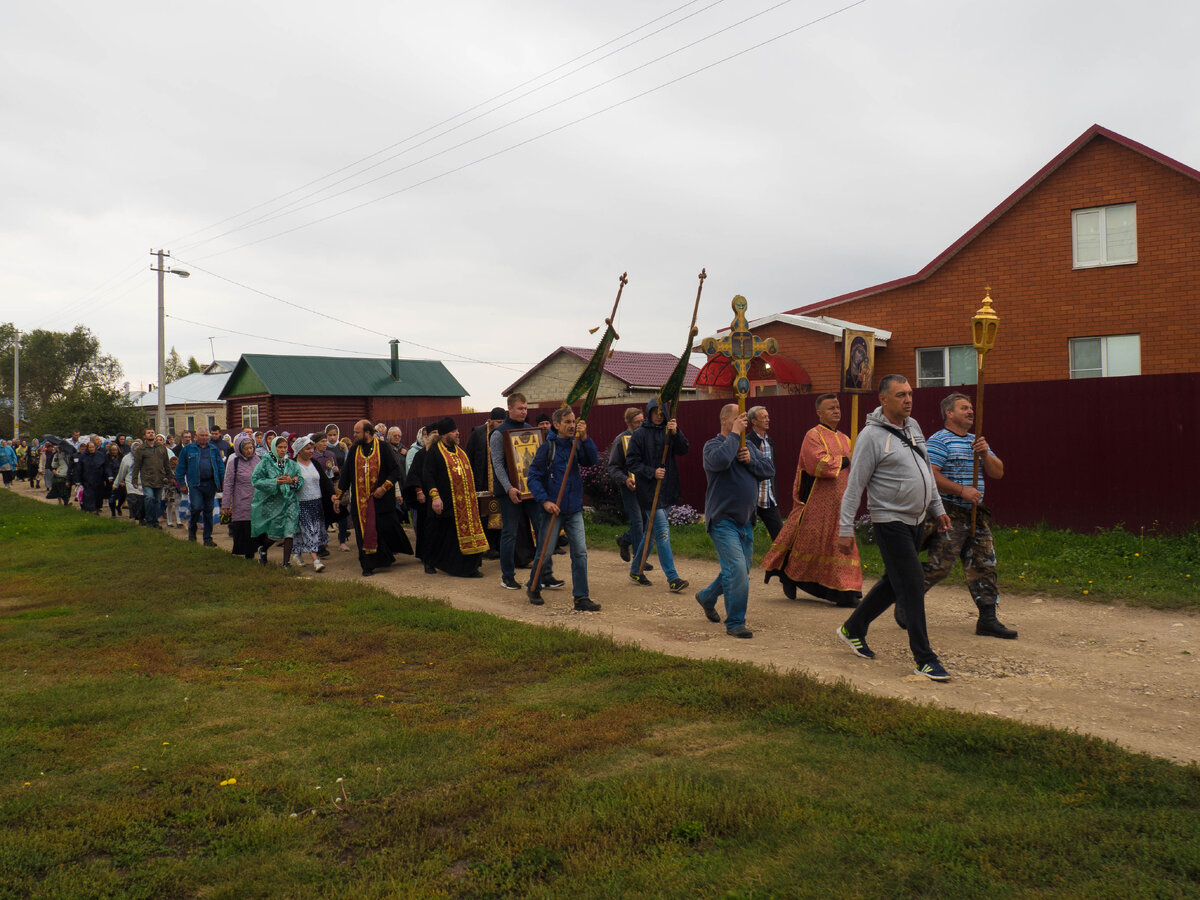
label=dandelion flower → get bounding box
[1083,589,1090,595]
[162,741,170,746]
[374,694,385,699]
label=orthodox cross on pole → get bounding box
[701,295,777,448]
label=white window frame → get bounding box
[915,345,978,388]
[186,415,196,433]
[1069,335,1141,379]
[1072,203,1137,268]
[242,405,259,429]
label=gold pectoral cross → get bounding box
[701,295,778,447]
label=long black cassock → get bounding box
[337,437,413,575]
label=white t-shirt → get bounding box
[296,460,322,501]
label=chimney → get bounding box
[389,339,400,381]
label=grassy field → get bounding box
[585,517,1200,610]
[2,490,1199,899]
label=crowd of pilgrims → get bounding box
[4,410,587,581]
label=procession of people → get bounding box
[8,375,1012,682]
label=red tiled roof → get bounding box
[503,347,699,396]
[789,124,1200,316]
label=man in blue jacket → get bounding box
[696,404,775,638]
[526,406,600,611]
[175,427,226,546]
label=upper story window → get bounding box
[1069,334,1140,378]
[916,345,977,388]
[1072,203,1136,268]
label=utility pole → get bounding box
[150,250,189,434]
[11,329,18,441]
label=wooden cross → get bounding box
[701,295,778,448]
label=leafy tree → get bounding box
[0,324,126,433]
[31,385,146,439]
[186,355,203,374]
[164,347,187,383]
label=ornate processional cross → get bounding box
[701,295,777,448]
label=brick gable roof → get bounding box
[788,124,1200,316]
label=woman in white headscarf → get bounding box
[290,435,332,572]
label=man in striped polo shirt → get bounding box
[907,392,1017,639]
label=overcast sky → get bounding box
[3,0,1197,406]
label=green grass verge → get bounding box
[585,517,1200,610]
[2,491,1198,898]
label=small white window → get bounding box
[916,346,978,388]
[241,405,259,429]
[1072,203,1136,268]
[1069,335,1140,378]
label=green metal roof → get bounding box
[219,354,467,399]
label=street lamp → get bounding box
[150,250,189,434]
[969,287,1000,535]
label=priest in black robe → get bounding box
[422,417,488,578]
[334,419,413,576]
[464,407,506,558]
[402,422,439,573]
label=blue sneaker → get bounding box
[836,624,875,659]
[914,660,951,681]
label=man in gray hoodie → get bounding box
[835,375,953,680]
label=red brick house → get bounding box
[699,125,1200,391]
[220,347,466,436]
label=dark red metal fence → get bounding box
[373,372,1200,534]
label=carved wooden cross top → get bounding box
[701,295,778,408]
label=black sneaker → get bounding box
[915,660,951,681]
[643,561,654,571]
[727,625,754,638]
[187,533,197,542]
[836,624,875,659]
[574,598,601,612]
[668,578,689,593]
[318,548,331,558]
[617,536,631,563]
[541,576,565,590]
[203,540,218,548]
[695,592,721,623]
[630,572,651,586]
[500,575,521,590]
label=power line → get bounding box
[166,0,716,251]
[170,257,528,373]
[178,0,800,255]
[164,312,534,366]
[188,0,869,261]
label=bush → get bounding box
[667,504,703,526]
[580,462,625,525]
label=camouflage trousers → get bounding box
[922,505,998,610]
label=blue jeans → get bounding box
[499,493,553,581]
[188,482,217,542]
[696,518,755,631]
[619,486,650,553]
[558,511,589,599]
[142,485,162,525]
[631,507,678,582]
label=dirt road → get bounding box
[21,482,1198,764]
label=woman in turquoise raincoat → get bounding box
[251,434,302,568]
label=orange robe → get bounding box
[761,425,862,606]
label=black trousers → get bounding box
[844,520,938,667]
[755,504,783,542]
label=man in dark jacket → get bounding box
[607,406,651,568]
[527,406,600,610]
[175,427,226,546]
[625,397,689,592]
[131,427,173,528]
[696,404,775,637]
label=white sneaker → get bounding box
[313,559,326,573]
[292,555,304,567]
